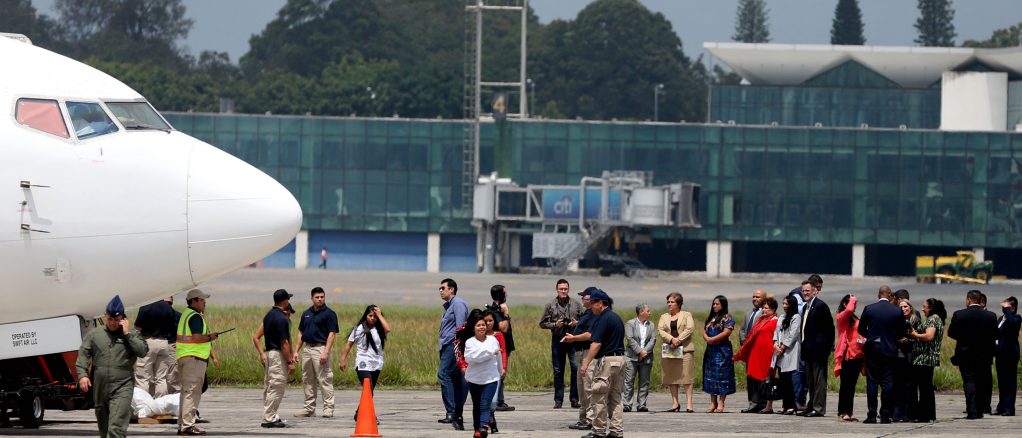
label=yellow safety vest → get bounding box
[176,307,210,360]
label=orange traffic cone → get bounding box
[351,377,381,437]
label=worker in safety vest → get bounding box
[176,289,219,436]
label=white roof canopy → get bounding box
[704,42,1022,89]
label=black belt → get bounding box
[305,342,325,347]
[601,352,626,357]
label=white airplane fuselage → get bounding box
[0,35,302,328]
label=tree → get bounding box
[533,0,706,121]
[914,0,956,47]
[733,0,770,43]
[962,21,1022,48]
[831,0,865,45]
[54,0,194,69]
[0,0,66,51]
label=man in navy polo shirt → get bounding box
[293,287,339,418]
[580,289,625,438]
[260,289,296,428]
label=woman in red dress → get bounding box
[734,296,779,413]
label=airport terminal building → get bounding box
[164,43,1022,278]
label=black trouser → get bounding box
[892,356,915,421]
[805,358,828,414]
[912,365,935,421]
[996,353,1019,415]
[746,376,764,410]
[354,370,381,417]
[838,358,862,416]
[960,361,992,417]
[551,339,579,403]
[865,352,895,420]
[779,371,796,410]
[497,351,511,405]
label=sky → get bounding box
[30,0,1022,64]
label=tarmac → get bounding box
[3,387,1019,437]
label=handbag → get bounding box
[759,367,782,401]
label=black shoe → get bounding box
[880,418,893,424]
[261,419,287,428]
[637,407,648,412]
[742,407,761,414]
[489,420,498,433]
[438,415,454,424]
[571,400,581,409]
[965,414,983,420]
[863,417,877,424]
[495,403,515,412]
[623,405,632,412]
[195,417,210,424]
[806,410,824,418]
[581,433,606,438]
[568,421,592,430]
[452,418,465,430]
[554,401,563,409]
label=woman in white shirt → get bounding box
[339,305,390,422]
[457,310,501,438]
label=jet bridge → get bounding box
[473,171,700,273]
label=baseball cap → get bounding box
[588,288,611,302]
[578,286,600,297]
[273,289,293,303]
[185,289,210,301]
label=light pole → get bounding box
[526,78,535,117]
[653,83,665,122]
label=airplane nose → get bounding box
[186,142,302,283]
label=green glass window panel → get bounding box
[386,185,408,216]
[407,185,429,217]
[388,120,409,138]
[301,118,321,136]
[364,184,386,215]
[366,170,387,184]
[655,125,676,142]
[802,60,900,89]
[366,120,386,138]
[342,169,362,183]
[323,119,344,135]
[258,117,280,134]
[408,171,428,186]
[386,171,408,185]
[279,118,301,134]
[338,184,363,216]
[192,115,214,133]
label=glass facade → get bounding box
[165,113,1022,250]
[711,60,941,129]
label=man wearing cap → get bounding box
[260,289,296,428]
[562,287,598,431]
[77,295,149,438]
[177,289,219,436]
[539,279,584,409]
[578,289,625,438]
[133,295,177,398]
[293,286,339,418]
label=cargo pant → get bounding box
[177,356,207,431]
[575,350,593,424]
[95,377,134,438]
[300,344,335,415]
[263,350,287,422]
[134,338,173,397]
[589,355,625,437]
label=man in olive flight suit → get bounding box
[76,295,149,438]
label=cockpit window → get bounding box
[105,101,172,132]
[15,98,69,139]
[67,101,118,140]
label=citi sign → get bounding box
[554,195,574,214]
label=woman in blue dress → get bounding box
[701,295,736,413]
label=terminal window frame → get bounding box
[66,101,119,140]
[15,98,70,139]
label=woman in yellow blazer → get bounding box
[658,292,696,412]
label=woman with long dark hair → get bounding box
[339,304,390,422]
[907,298,945,422]
[701,295,736,413]
[456,309,501,438]
[773,294,802,415]
[834,294,865,421]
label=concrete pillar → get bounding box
[719,241,732,277]
[295,230,309,269]
[509,234,521,270]
[852,244,865,279]
[973,248,985,262]
[427,233,441,273]
[706,241,719,278]
[706,240,732,278]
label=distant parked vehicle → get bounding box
[915,251,993,284]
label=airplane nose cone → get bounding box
[186,142,302,283]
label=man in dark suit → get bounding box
[995,296,1021,416]
[797,275,834,417]
[948,290,998,420]
[857,285,902,423]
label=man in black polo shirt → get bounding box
[487,284,515,412]
[293,286,339,418]
[580,289,625,438]
[259,289,296,428]
[134,295,178,397]
[562,287,598,431]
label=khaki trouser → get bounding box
[134,338,172,397]
[590,355,626,437]
[166,343,181,394]
[263,350,287,422]
[575,350,593,423]
[300,344,335,413]
[177,356,207,430]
